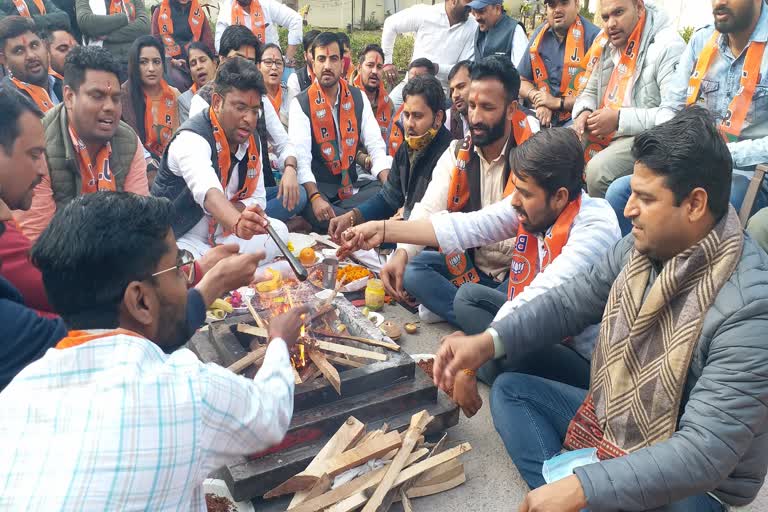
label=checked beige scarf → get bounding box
[564,206,743,459]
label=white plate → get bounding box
[411,353,435,363]
[288,233,315,256]
[202,479,254,512]
[301,254,323,267]
[366,311,384,327]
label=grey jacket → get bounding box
[572,1,685,137]
[492,233,768,510]
[0,0,70,31]
[76,0,149,72]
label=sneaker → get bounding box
[418,304,444,324]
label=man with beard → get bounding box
[381,0,477,105]
[327,75,454,240]
[0,16,61,113]
[445,60,473,140]
[378,56,535,326]
[606,0,768,236]
[432,106,768,512]
[46,23,76,92]
[469,0,527,65]
[0,191,309,509]
[284,29,320,108]
[14,45,149,242]
[571,0,685,198]
[289,32,392,232]
[337,127,620,417]
[518,0,600,127]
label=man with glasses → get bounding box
[153,56,288,261]
[1,191,309,509]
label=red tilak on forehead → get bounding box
[106,82,112,92]
[21,36,27,45]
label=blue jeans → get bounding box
[490,373,724,511]
[402,250,507,327]
[605,174,768,237]
[265,185,308,222]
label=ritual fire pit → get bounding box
[188,286,458,502]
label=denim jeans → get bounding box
[402,250,507,327]
[605,174,768,237]
[265,185,308,222]
[490,373,724,511]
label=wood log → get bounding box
[400,488,414,512]
[362,410,433,512]
[287,417,366,509]
[311,330,401,352]
[315,340,387,362]
[226,346,266,374]
[292,366,303,385]
[245,299,267,328]
[236,323,268,338]
[389,443,471,488]
[324,354,365,368]
[308,350,341,395]
[406,472,466,498]
[413,459,463,487]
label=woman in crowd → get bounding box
[178,41,217,122]
[151,0,214,90]
[121,35,180,180]
[259,43,288,128]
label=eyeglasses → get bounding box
[262,59,284,69]
[151,249,196,284]
[226,99,262,119]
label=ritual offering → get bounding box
[365,278,386,311]
[299,247,317,266]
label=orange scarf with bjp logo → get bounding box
[529,17,588,122]
[232,0,266,43]
[10,76,54,113]
[687,31,766,142]
[584,10,646,163]
[575,31,609,94]
[110,0,136,20]
[207,106,262,246]
[353,73,393,139]
[68,122,116,193]
[11,0,45,16]
[143,80,179,157]
[388,104,405,157]
[307,79,359,200]
[158,0,205,58]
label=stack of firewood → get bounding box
[264,411,470,511]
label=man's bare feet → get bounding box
[453,370,483,418]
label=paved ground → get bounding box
[255,302,767,511]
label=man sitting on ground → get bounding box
[288,32,392,233]
[0,0,69,32]
[518,0,600,127]
[351,44,395,160]
[14,45,149,242]
[153,57,288,261]
[571,0,684,197]
[445,60,473,140]
[382,56,534,326]
[0,16,61,113]
[339,127,619,415]
[433,106,768,512]
[0,191,308,509]
[45,22,76,90]
[284,29,320,108]
[606,0,768,235]
[328,75,455,240]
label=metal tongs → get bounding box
[266,221,308,281]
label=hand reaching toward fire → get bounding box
[336,220,385,259]
[269,305,311,347]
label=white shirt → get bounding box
[189,92,296,170]
[285,72,301,114]
[381,2,477,89]
[215,0,303,53]
[0,331,293,511]
[167,130,266,242]
[288,85,393,185]
[510,24,529,68]
[430,192,621,323]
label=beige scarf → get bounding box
[565,206,743,459]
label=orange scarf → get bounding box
[208,107,262,246]
[48,67,63,80]
[10,76,53,113]
[388,104,405,156]
[507,196,581,300]
[268,86,283,115]
[232,0,266,43]
[69,122,116,194]
[191,82,199,93]
[56,328,142,349]
[575,31,609,94]
[110,0,136,20]
[687,31,766,142]
[11,0,45,16]
[158,0,205,58]
[529,17,587,122]
[307,80,359,200]
[584,10,646,163]
[448,108,533,211]
[143,80,178,157]
[353,73,393,139]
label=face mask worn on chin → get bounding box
[405,127,438,151]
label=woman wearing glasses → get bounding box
[259,43,289,129]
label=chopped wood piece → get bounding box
[226,346,266,374]
[399,488,414,512]
[315,340,387,362]
[362,410,433,512]
[407,472,466,498]
[311,330,401,352]
[288,417,366,509]
[325,355,365,368]
[292,366,303,385]
[236,323,268,338]
[308,350,341,395]
[391,442,471,488]
[326,492,368,512]
[245,300,267,328]
[414,459,463,487]
[266,431,402,499]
